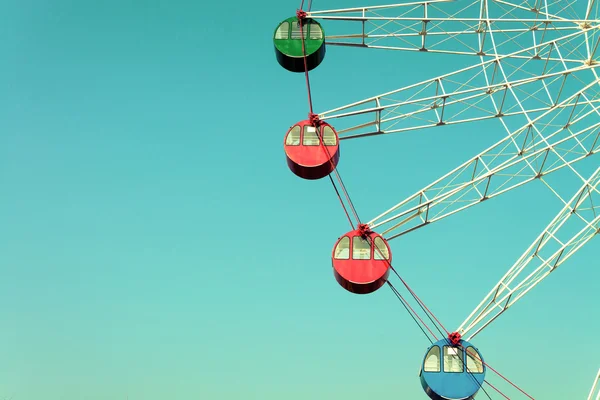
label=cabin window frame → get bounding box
[442,346,465,373]
[334,236,351,260]
[465,346,484,374]
[352,236,371,260]
[321,125,337,146]
[291,20,309,40]
[285,125,301,146]
[373,236,390,260]
[275,21,290,40]
[423,345,441,373]
[302,125,321,146]
[308,22,323,39]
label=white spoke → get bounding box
[308,1,599,58]
[318,27,598,139]
[365,78,600,239]
[457,166,600,340]
[588,368,600,400]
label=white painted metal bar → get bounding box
[319,28,594,140]
[321,27,586,113]
[588,368,600,400]
[456,167,600,340]
[366,78,600,238]
[306,0,599,58]
[304,0,455,15]
[330,69,598,139]
[313,17,598,23]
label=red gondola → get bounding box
[283,119,340,180]
[331,224,392,294]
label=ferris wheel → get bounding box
[273,0,600,398]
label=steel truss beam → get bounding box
[456,166,600,340]
[318,29,598,139]
[307,0,599,58]
[365,75,599,239]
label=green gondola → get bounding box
[273,16,326,73]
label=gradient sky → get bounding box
[1,0,599,399]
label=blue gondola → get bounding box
[419,338,486,400]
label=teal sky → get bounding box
[1,1,599,399]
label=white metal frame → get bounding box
[589,368,600,400]
[365,78,600,239]
[307,0,600,342]
[457,166,600,339]
[307,0,600,58]
[293,0,600,395]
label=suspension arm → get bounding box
[319,29,597,139]
[307,1,597,57]
[366,77,600,239]
[456,166,600,340]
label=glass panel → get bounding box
[352,237,371,260]
[424,346,441,372]
[309,23,323,39]
[466,347,484,373]
[443,346,464,373]
[334,237,350,260]
[275,22,289,39]
[303,126,320,146]
[291,21,308,39]
[373,237,389,260]
[285,126,301,146]
[322,126,337,146]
